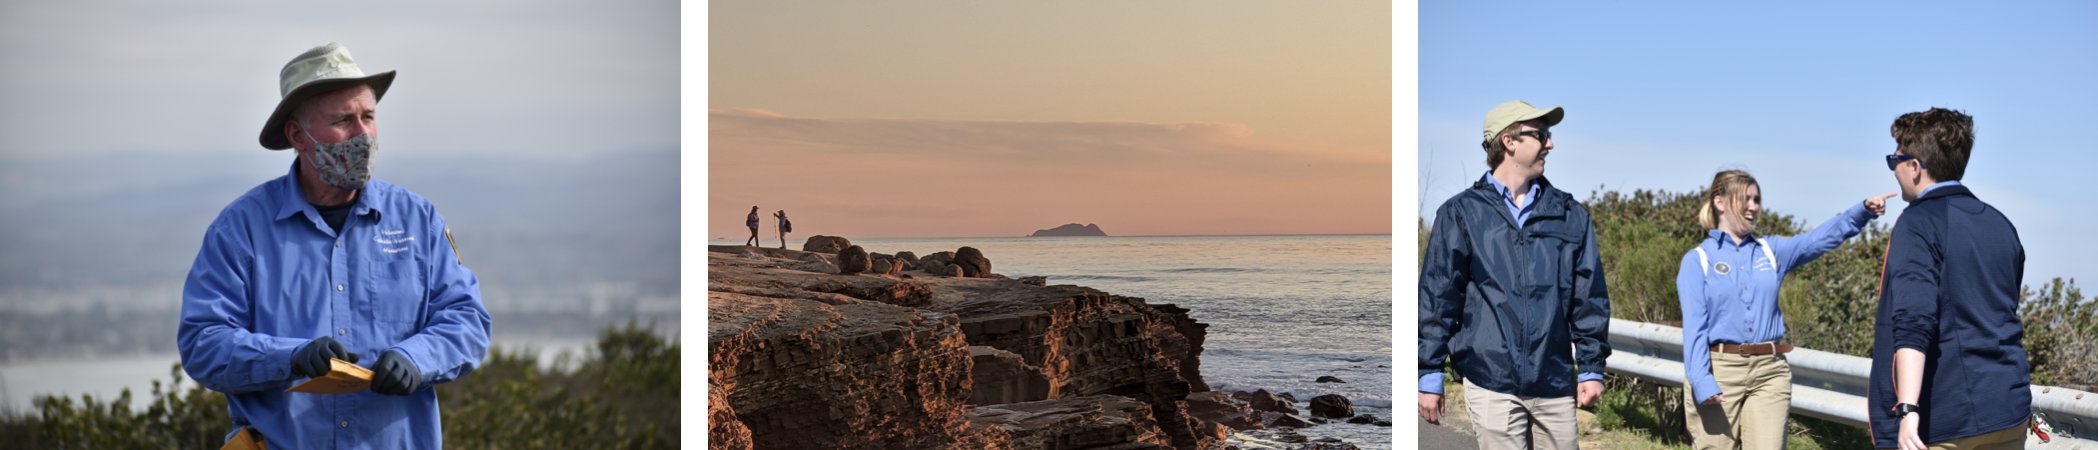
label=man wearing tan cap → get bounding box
[1418,101,1611,449]
[177,42,491,450]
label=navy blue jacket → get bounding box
[1868,184,2030,447]
[1420,175,1612,398]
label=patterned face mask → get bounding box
[302,127,375,190]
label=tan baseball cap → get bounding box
[1481,100,1564,145]
[258,42,396,150]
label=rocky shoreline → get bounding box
[708,236,1383,450]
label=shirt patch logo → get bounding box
[1714,262,1731,275]
[377,230,413,253]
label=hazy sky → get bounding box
[0,0,679,304]
[709,1,1392,239]
[1420,1,2098,289]
[0,0,677,159]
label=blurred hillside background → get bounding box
[0,0,679,413]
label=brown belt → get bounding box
[1710,342,1793,356]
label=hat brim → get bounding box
[1519,106,1565,129]
[258,70,394,150]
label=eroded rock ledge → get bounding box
[707,245,1225,450]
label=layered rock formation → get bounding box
[964,395,1174,450]
[1031,223,1108,237]
[707,290,976,449]
[708,244,1226,450]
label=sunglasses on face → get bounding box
[1517,129,1552,142]
[1885,154,1926,171]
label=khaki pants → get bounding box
[1464,378,1580,450]
[1684,351,1792,450]
[1928,420,2029,450]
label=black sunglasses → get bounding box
[1517,129,1552,141]
[1885,154,1926,171]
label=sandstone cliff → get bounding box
[708,246,1222,450]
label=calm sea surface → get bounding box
[717,234,1396,449]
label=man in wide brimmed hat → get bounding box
[177,42,491,450]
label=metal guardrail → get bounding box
[1604,318,2098,449]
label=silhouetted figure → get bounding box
[774,210,791,249]
[746,206,761,246]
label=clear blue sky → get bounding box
[1419,1,2098,290]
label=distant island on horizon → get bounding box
[1030,223,1107,237]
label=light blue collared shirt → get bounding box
[1675,202,1879,402]
[1483,170,1541,225]
[1419,171,1602,395]
[1919,180,1962,198]
[178,162,491,450]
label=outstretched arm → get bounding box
[1777,193,1894,272]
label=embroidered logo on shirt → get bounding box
[376,230,413,253]
[1714,262,1731,275]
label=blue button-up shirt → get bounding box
[1676,201,1877,402]
[1419,171,1601,394]
[178,163,491,450]
[1484,170,1542,225]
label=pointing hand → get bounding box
[1865,192,1898,216]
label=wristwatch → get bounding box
[1893,403,1923,418]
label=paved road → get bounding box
[1419,417,1476,450]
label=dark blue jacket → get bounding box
[1420,175,1612,398]
[1868,184,2030,447]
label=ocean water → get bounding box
[716,234,1396,449]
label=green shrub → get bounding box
[2021,278,2098,387]
[2,319,678,449]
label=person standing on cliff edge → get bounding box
[746,206,761,246]
[774,209,791,249]
[176,42,492,450]
[1418,100,1611,450]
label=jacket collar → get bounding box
[1471,173,1568,225]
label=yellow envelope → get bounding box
[284,358,372,394]
[218,426,267,450]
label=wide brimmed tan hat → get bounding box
[258,42,395,150]
[1481,100,1564,145]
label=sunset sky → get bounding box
[708,1,1391,239]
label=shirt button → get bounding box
[338,328,347,335]
[341,421,349,427]
[336,241,342,247]
[337,285,345,291]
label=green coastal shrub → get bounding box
[1,319,678,449]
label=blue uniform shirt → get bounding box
[1419,171,1601,394]
[1676,201,1877,402]
[178,163,491,450]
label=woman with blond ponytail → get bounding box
[1676,169,1897,450]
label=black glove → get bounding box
[371,349,424,396]
[292,336,356,378]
